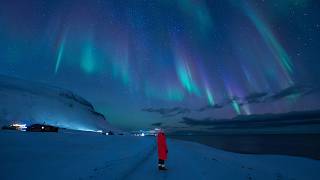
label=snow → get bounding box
[0,75,113,131]
[1,130,319,180]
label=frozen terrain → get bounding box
[1,130,319,180]
[0,75,112,131]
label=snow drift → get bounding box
[0,75,111,131]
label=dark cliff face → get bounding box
[58,91,107,122]
[59,91,94,110]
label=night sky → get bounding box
[0,0,320,130]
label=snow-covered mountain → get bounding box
[0,75,112,131]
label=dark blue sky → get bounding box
[0,0,319,130]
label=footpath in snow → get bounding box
[1,130,320,180]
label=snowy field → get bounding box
[1,130,320,180]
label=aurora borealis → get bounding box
[0,0,320,130]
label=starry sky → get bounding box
[0,0,320,131]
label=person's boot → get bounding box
[159,165,168,171]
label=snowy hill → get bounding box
[0,75,112,131]
[1,130,319,180]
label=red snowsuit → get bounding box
[157,132,168,160]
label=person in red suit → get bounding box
[157,130,168,170]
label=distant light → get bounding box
[12,123,27,131]
[96,130,103,133]
[141,133,145,137]
[106,132,109,135]
[41,126,44,130]
[12,123,27,128]
[78,128,97,132]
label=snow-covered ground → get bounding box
[1,130,319,180]
[0,75,113,132]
